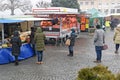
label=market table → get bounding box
[0,43,34,64]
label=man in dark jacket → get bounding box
[10,31,21,66]
[67,29,77,57]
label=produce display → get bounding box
[20,31,31,43]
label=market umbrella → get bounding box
[86,8,99,15]
[0,19,24,44]
[90,12,106,18]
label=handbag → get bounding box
[65,39,71,46]
[102,44,108,50]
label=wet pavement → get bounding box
[0,30,120,80]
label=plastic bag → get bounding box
[65,39,71,46]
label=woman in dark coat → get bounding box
[67,29,77,57]
[10,31,21,66]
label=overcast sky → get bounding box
[30,0,51,7]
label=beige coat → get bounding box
[113,25,120,44]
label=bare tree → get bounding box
[0,0,32,15]
[36,1,51,8]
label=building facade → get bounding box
[78,0,120,15]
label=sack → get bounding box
[65,39,71,46]
[102,44,108,50]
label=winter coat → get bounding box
[69,29,77,46]
[105,21,110,27]
[30,29,35,44]
[34,27,45,51]
[113,25,120,44]
[94,29,105,46]
[10,31,22,56]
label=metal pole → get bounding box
[1,23,4,44]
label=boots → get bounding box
[67,51,73,57]
[15,61,19,66]
[15,62,19,66]
[115,50,118,54]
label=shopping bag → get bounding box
[102,44,108,50]
[65,39,71,46]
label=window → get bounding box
[111,9,115,13]
[80,2,83,5]
[106,3,109,5]
[104,9,108,14]
[91,2,94,5]
[117,9,120,13]
[98,9,101,12]
[112,3,115,5]
[99,3,102,5]
[85,2,88,5]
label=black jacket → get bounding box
[69,32,76,46]
[10,31,21,56]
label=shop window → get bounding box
[34,21,40,27]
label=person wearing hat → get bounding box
[67,28,77,57]
[113,24,120,54]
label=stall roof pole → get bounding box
[1,24,4,44]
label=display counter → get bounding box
[0,43,34,64]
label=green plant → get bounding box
[116,73,120,80]
[76,65,116,80]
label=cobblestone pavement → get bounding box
[0,30,120,80]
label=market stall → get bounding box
[0,19,34,64]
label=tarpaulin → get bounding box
[0,43,34,64]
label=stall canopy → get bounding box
[0,18,24,23]
[86,8,99,15]
[86,8,106,27]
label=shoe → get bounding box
[93,60,101,63]
[115,51,118,54]
[15,62,19,66]
[40,62,43,64]
[67,54,71,56]
[67,54,73,56]
[36,62,41,64]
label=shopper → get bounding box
[67,29,77,57]
[113,24,120,54]
[34,27,45,64]
[30,27,36,56]
[10,31,22,66]
[93,25,105,63]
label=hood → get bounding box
[36,27,42,33]
[71,29,75,33]
[13,31,19,37]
